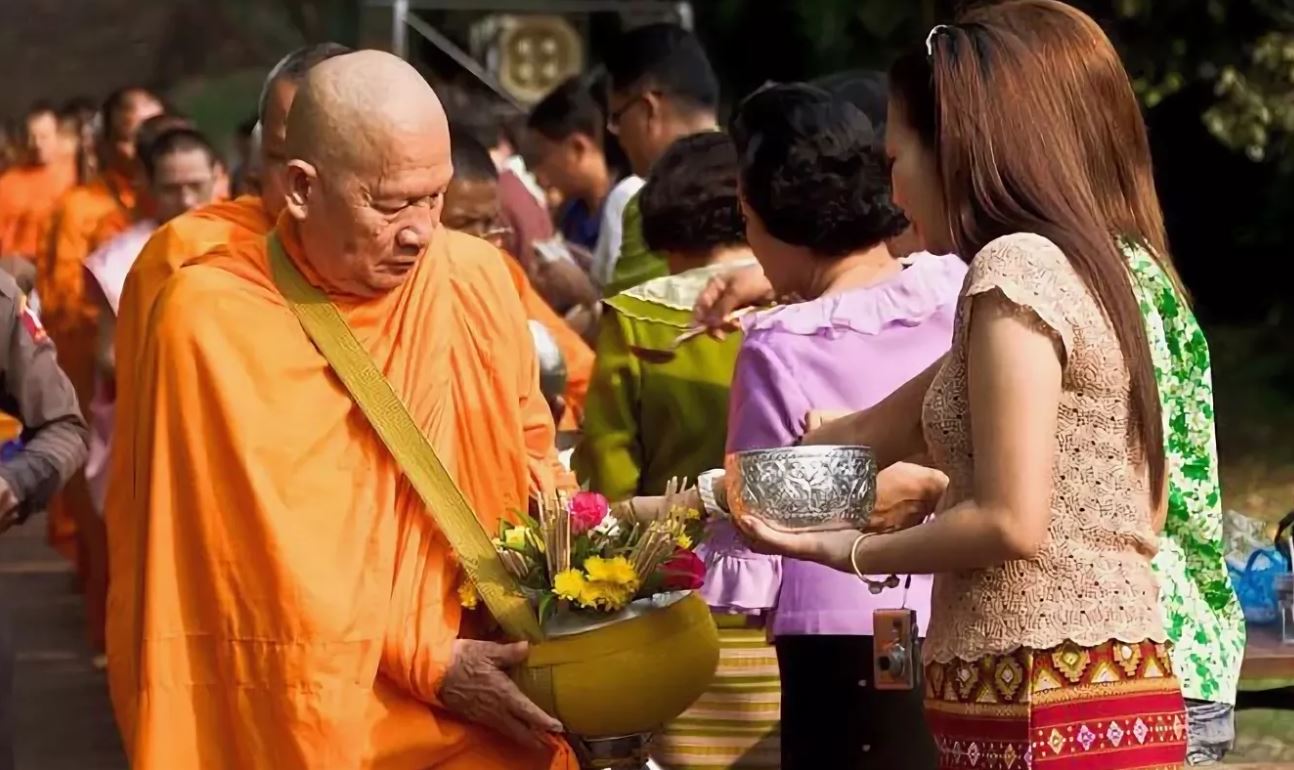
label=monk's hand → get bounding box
[0,477,20,535]
[692,264,775,339]
[439,640,563,749]
[866,462,948,533]
[732,514,860,573]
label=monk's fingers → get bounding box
[485,640,530,668]
[500,680,563,734]
[490,709,548,751]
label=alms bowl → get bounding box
[725,445,877,532]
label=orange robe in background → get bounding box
[40,169,135,562]
[0,161,76,259]
[106,217,575,770]
[502,253,593,429]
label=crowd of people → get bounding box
[0,0,1246,768]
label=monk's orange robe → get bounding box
[0,161,76,259]
[106,216,575,770]
[501,253,593,429]
[40,169,135,561]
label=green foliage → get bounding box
[768,0,1294,163]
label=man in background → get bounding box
[41,87,163,566]
[0,103,77,264]
[603,23,720,296]
[444,126,594,429]
[527,77,643,291]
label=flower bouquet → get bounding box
[486,481,721,768]
[491,489,707,623]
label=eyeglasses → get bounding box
[606,90,658,135]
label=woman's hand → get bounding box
[867,462,948,533]
[731,515,861,573]
[692,264,775,338]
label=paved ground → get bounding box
[0,522,124,770]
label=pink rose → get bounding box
[568,491,609,535]
[661,547,706,591]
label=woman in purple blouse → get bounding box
[714,83,966,769]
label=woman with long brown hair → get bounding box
[735,2,1189,767]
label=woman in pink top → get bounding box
[738,2,1187,768]
[714,83,963,769]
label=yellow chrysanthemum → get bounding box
[457,579,480,610]
[672,504,702,522]
[583,556,639,589]
[578,581,633,612]
[553,569,587,602]
[675,533,694,550]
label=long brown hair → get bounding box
[890,0,1165,502]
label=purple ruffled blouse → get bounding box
[697,253,967,636]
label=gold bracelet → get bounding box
[849,532,900,595]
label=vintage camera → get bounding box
[873,609,920,691]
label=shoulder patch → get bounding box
[18,299,47,344]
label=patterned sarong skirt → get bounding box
[651,623,781,768]
[923,639,1187,769]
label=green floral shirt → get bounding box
[1128,243,1245,704]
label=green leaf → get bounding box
[538,592,556,625]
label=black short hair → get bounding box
[527,77,604,144]
[639,132,744,255]
[604,24,718,114]
[730,83,907,257]
[141,127,217,180]
[449,124,499,183]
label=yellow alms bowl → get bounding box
[513,592,719,738]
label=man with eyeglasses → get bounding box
[443,125,594,430]
[602,23,720,296]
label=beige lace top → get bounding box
[921,232,1166,663]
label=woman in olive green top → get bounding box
[574,133,755,500]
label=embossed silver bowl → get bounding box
[725,445,877,532]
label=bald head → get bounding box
[286,51,449,171]
[282,51,454,299]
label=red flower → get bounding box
[661,547,706,590]
[568,491,609,535]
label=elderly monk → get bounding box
[40,87,162,563]
[442,125,593,429]
[106,50,576,770]
[0,103,77,262]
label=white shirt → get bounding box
[591,175,645,290]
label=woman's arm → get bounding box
[799,355,946,469]
[738,292,1062,574]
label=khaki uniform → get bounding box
[0,268,88,770]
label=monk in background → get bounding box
[107,50,574,769]
[0,103,77,264]
[41,87,162,564]
[442,125,593,429]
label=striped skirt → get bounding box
[651,625,781,769]
[924,639,1187,769]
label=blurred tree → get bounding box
[728,0,1293,163]
[277,0,360,45]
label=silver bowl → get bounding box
[725,445,877,532]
